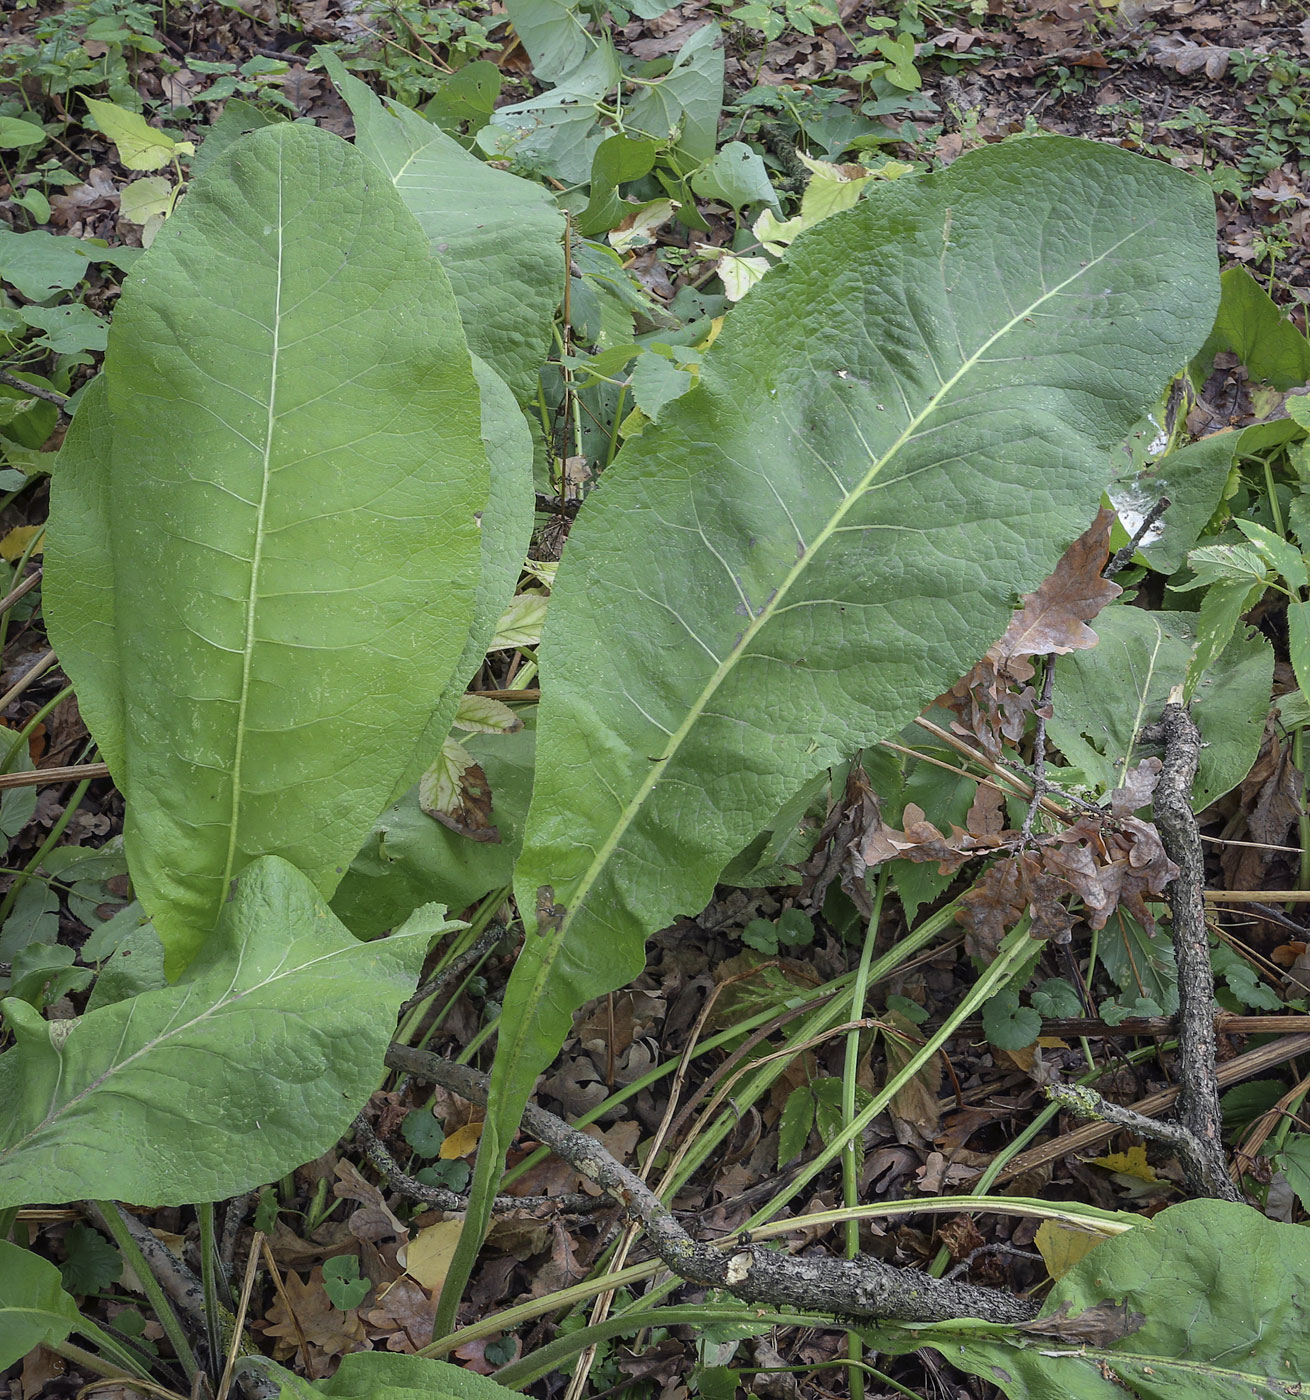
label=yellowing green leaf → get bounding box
[401,1220,463,1292]
[454,693,523,734]
[489,591,548,651]
[438,1121,484,1158]
[419,738,499,842]
[0,525,44,561]
[1090,1144,1158,1183]
[1034,1219,1104,1280]
[715,250,769,302]
[83,98,194,171]
[609,199,679,254]
[118,175,176,227]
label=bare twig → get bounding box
[219,1194,254,1276]
[352,1114,606,1217]
[0,648,58,713]
[1046,1082,1227,1191]
[1104,496,1170,579]
[0,762,111,790]
[0,369,69,408]
[1021,660,1057,840]
[1152,694,1242,1201]
[397,923,508,1019]
[0,568,42,616]
[1000,1033,1310,1182]
[384,1046,1038,1326]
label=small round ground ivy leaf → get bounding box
[1030,977,1082,1019]
[982,990,1041,1051]
[321,1255,370,1311]
[401,1108,446,1159]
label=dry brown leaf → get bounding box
[884,1010,941,1144]
[261,1267,369,1364]
[363,1277,438,1353]
[936,1213,986,1261]
[333,1160,408,1246]
[994,507,1121,662]
[1150,33,1234,78]
[1020,1299,1144,1345]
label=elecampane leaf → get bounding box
[0,857,435,1208]
[44,124,489,972]
[453,135,1219,1312]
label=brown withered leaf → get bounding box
[362,1278,437,1353]
[939,653,1037,760]
[965,783,1007,837]
[420,739,500,842]
[939,510,1120,758]
[798,765,881,915]
[955,807,1178,959]
[884,1010,941,1144]
[936,1213,986,1262]
[856,802,975,874]
[1221,718,1301,888]
[1149,33,1234,79]
[957,855,1029,958]
[994,508,1122,663]
[1109,757,1162,817]
[261,1267,368,1365]
[1019,1299,1145,1345]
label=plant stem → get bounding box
[92,1202,200,1384]
[842,870,886,1400]
[199,1201,224,1375]
[0,684,74,773]
[742,921,1037,1232]
[0,776,91,924]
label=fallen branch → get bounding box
[1150,694,1242,1201]
[384,1045,1038,1326]
[1046,1082,1225,1190]
[353,1114,607,1217]
[0,368,69,409]
[1000,1032,1310,1182]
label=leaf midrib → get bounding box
[546,216,1150,943]
[219,135,284,906]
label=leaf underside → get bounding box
[44,123,490,970]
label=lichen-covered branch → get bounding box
[384,1045,1038,1327]
[1149,695,1241,1201]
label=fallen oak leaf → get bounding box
[994,507,1121,664]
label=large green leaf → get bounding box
[320,52,564,406]
[1193,266,1310,391]
[390,357,536,803]
[0,1240,80,1369]
[860,1199,1310,1398]
[0,857,437,1207]
[444,135,1219,1323]
[42,374,120,773]
[43,123,489,972]
[266,1350,520,1400]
